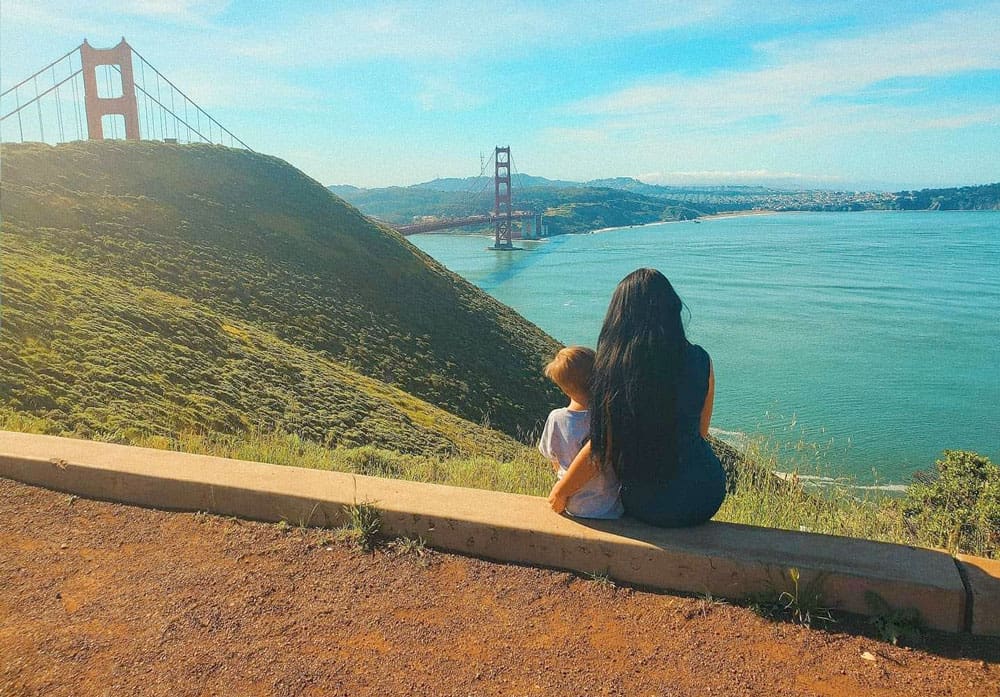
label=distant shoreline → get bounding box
[589,208,782,234]
[698,209,782,221]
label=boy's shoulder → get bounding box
[546,407,589,423]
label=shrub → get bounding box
[900,450,999,558]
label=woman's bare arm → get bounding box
[548,441,599,513]
[700,359,715,438]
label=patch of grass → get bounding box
[335,502,381,552]
[695,590,727,617]
[776,568,834,628]
[585,569,617,591]
[865,591,923,646]
[387,535,430,563]
[744,589,784,620]
[715,433,904,541]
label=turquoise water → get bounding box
[411,211,1000,483]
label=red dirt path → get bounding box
[1,478,997,696]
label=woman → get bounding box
[548,268,726,527]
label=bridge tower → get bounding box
[493,146,513,249]
[80,38,140,140]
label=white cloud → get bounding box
[3,0,230,26]
[575,5,1000,122]
[194,1,742,67]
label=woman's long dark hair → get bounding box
[589,268,686,482]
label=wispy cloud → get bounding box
[574,5,1000,127]
[255,0,940,66]
[918,107,1000,130]
[3,0,230,28]
[113,0,229,23]
[197,1,750,68]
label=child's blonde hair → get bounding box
[544,346,595,397]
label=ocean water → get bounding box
[410,211,1000,483]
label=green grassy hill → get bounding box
[1,141,562,452]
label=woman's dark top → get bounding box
[619,342,726,527]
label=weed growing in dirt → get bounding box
[335,502,381,551]
[744,589,782,620]
[696,590,727,616]
[387,535,431,565]
[388,535,427,556]
[777,568,834,628]
[586,569,617,591]
[865,591,923,646]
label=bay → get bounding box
[410,211,1000,483]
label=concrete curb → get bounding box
[1,430,994,636]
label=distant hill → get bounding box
[1,142,563,451]
[411,174,579,192]
[584,177,788,197]
[327,183,365,197]
[894,183,1000,210]
[332,182,704,234]
[334,175,998,234]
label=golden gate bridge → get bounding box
[1,38,541,250]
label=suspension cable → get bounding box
[52,65,65,142]
[156,71,166,140]
[139,59,151,139]
[129,80,213,144]
[0,45,79,99]
[14,87,23,139]
[0,69,83,122]
[70,61,83,140]
[129,45,252,150]
[34,76,44,141]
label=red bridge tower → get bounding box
[80,38,140,140]
[493,146,513,249]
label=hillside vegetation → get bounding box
[1,141,563,452]
[895,183,1000,210]
[333,183,702,235]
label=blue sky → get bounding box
[2,0,998,190]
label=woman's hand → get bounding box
[548,484,568,514]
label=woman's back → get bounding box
[619,341,725,526]
[675,342,713,447]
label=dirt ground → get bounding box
[1,478,997,697]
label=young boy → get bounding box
[538,346,624,519]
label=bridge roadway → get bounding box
[390,211,536,236]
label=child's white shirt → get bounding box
[538,407,624,519]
